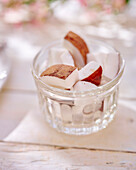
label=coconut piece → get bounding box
[87,52,105,69]
[87,52,119,79]
[79,61,102,86]
[40,64,78,89]
[73,81,97,91]
[61,104,72,122]
[60,50,74,66]
[64,31,89,68]
[104,53,119,79]
[47,47,65,67]
[47,47,74,67]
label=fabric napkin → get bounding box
[4,103,136,152]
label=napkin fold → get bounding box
[4,104,136,152]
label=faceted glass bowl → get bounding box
[32,39,125,135]
[0,42,11,90]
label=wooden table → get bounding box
[0,18,136,169]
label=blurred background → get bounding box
[0,0,136,138]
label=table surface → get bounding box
[0,16,136,170]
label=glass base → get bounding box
[46,110,116,135]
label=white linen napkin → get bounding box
[4,104,136,152]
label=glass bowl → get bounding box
[0,42,11,90]
[32,39,125,135]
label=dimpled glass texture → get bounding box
[32,39,125,135]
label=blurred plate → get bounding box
[0,42,11,90]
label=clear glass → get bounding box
[32,39,125,135]
[0,42,11,90]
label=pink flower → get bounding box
[78,0,87,6]
[1,0,9,3]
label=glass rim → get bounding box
[32,39,125,97]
